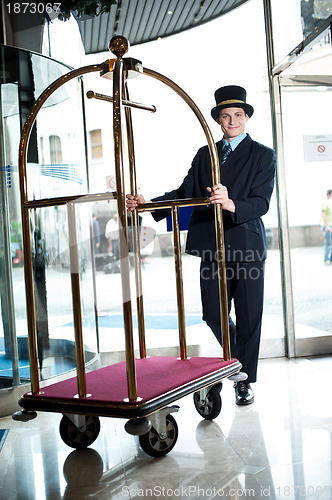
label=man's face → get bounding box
[217,107,249,141]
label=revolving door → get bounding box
[0,45,98,401]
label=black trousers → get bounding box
[200,260,265,383]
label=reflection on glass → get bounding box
[271,0,331,63]
[0,45,98,389]
[301,0,331,38]
[27,77,88,200]
[30,204,97,379]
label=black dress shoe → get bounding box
[234,382,254,405]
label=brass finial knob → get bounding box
[109,36,130,58]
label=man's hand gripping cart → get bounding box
[13,36,246,457]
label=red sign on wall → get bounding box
[303,135,332,161]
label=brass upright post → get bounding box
[214,204,231,360]
[124,82,147,359]
[171,206,187,360]
[111,37,138,401]
[67,202,87,397]
[21,208,40,393]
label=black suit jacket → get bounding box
[152,134,276,262]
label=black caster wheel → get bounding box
[59,415,101,449]
[139,414,178,457]
[194,385,222,420]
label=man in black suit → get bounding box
[126,86,276,405]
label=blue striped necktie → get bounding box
[221,143,232,164]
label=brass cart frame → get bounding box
[14,37,243,455]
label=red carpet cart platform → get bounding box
[14,36,245,457]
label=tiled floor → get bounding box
[0,356,331,499]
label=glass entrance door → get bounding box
[278,41,332,355]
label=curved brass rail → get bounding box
[19,63,108,200]
[18,63,107,395]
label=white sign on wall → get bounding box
[303,135,332,162]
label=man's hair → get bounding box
[327,190,332,197]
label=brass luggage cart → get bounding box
[13,36,244,457]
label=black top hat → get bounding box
[211,85,254,121]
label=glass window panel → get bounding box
[90,129,103,159]
[49,135,62,164]
[302,0,332,37]
[280,85,332,340]
[27,77,88,200]
[271,0,331,64]
[28,203,97,379]
[83,71,115,193]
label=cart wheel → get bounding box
[139,414,178,457]
[59,415,101,449]
[194,386,222,420]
